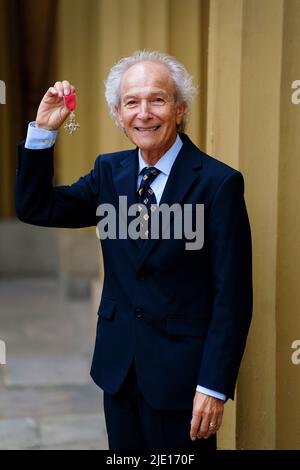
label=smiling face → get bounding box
[116,61,186,164]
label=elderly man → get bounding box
[15,50,252,450]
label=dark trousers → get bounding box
[103,362,217,451]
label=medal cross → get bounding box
[64,111,80,135]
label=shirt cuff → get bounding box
[25,122,58,149]
[196,385,226,401]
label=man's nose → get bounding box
[137,100,151,119]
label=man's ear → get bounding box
[175,101,187,126]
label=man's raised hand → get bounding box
[35,80,75,131]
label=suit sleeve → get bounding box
[15,142,100,228]
[197,171,253,400]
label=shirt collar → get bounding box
[138,134,183,177]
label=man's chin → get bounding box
[132,135,162,150]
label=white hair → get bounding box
[105,50,197,133]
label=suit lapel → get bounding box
[113,148,138,210]
[112,148,141,251]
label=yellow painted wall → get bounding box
[236,0,284,449]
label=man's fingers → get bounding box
[62,80,71,96]
[48,87,58,96]
[215,408,224,431]
[196,415,211,439]
[47,82,75,99]
[197,413,222,439]
[190,414,201,441]
[191,413,219,440]
[54,81,64,98]
[210,407,224,434]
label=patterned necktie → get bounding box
[137,166,161,240]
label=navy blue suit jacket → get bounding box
[15,133,252,410]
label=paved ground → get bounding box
[0,278,108,449]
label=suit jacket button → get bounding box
[135,308,144,318]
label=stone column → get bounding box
[206,0,244,449]
[206,0,300,450]
[276,0,300,450]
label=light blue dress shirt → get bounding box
[25,122,57,149]
[137,134,183,204]
[25,124,226,401]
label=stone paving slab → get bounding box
[3,355,91,387]
[37,440,106,450]
[0,384,102,419]
[0,414,108,450]
[0,417,39,450]
[40,413,108,447]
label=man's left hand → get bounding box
[190,392,224,440]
